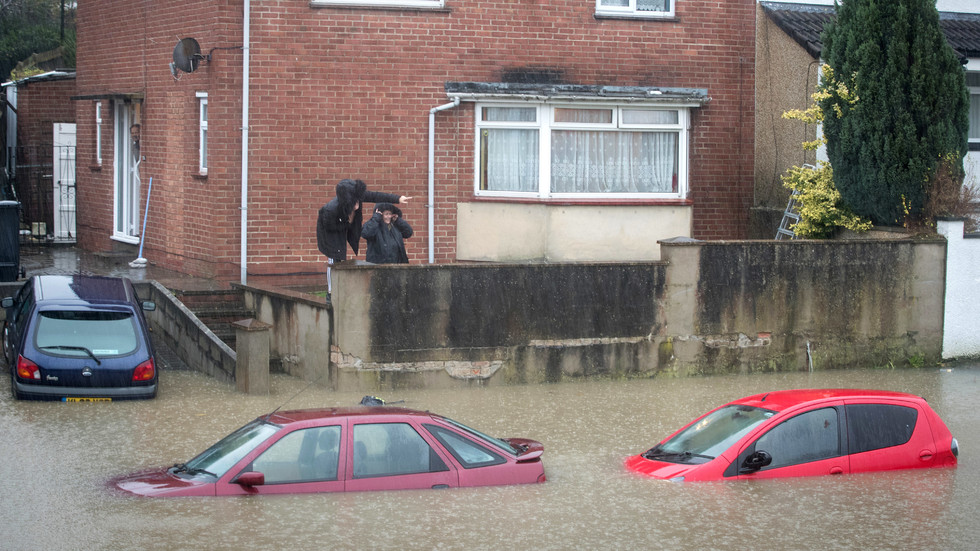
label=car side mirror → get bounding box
[142,301,156,312]
[1,297,12,309]
[740,450,773,473]
[234,471,265,486]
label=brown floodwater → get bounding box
[1,363,977,550]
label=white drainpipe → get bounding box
[427,97,460,263]
[240,0,251,284]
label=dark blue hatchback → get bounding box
[2,275,158,400]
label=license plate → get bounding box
[63,397,112,402]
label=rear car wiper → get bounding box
[40,345,101,365]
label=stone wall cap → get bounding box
[232,318,272,331]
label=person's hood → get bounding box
[375,202,401,217]
[336,179,367,214]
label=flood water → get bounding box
[1,363,977,550]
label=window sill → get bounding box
[472,196,692,207]
[89,164,102,171]
[594,14,678,23]
[193,171,208,180]
[310,2,450,13]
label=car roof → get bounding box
[263,406,441,426]
[33,274,136,305]
[732,389,925,412]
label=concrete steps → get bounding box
[171,288,254,350]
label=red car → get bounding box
[112,406,545,496]
[625,389,958,482]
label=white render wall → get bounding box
[938,219,980,359]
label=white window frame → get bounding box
[95,101,102,166]
[967,71,980,151]
[474,101,690,200]
[596,0,674,19]
[310,0,445,8]
[197,92,208,175]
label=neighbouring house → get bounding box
[1,70,78,243]
[753,1,980,236]
[73,0,757,285]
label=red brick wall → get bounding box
[11,77,76,231]
[76,0,755,282]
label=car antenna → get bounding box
[261,368,326,422]
[760,392,770,402]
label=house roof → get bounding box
[761,2,980,60]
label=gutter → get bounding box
[427,97,460,264]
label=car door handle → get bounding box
[919,450,934,461]
[829,466,844,475]
[431,484,449,489]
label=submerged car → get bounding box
[112,406,546,496]
[625,389,958,482]
[2,275,157,400]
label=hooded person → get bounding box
[362,202,413,264]
[316,179,410,294]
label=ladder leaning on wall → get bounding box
[776,189,801,240]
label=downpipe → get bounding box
[428,97,460,264]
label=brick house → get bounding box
[74,1,756,284]
[2,71,77,242]
[753,1,980,234]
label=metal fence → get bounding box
[3,143,76,242]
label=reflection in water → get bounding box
[0,365,977,549]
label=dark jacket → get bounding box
[317,179,401,261]
[362,204,413,264]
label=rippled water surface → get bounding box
[1,364,977,550]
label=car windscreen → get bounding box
[179,420,280,478]
[35,310,140,357]
[643,405,776,463]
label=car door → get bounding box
[843,401,937,473]
[344,421,457,492]
[217,424,347,495]
[734,404,849,480]
[3,283,34,365]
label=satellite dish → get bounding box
[172,38,203,73]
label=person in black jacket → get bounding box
[317,179,410,294]
[362,202,413,264]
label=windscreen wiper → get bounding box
[40,345,101,365]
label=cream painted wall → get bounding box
[456,202,692,262]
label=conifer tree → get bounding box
[819,0,969,226]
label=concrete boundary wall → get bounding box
[328,238,945,389]
[237,283,332,385]
[937,219,980,359]
[134,281,236,383]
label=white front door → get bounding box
[52,123,76,243]
[113,102,140,243]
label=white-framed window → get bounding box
[596,0,674,19]
[95,101,102,166]
[197,92,208,174]
[967,72,980,151]
[310,0,444,8]
[475,102,689,199]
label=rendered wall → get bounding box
[937,219,980,359]
[330,239,945,388]
[241,283,333,385]
[456,203,693,262]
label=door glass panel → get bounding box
[754,407,840,469]
[353,423,446,478]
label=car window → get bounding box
[353,423,448,479]
[250,426,341,484]
[845,404,917,454]
[424,424,506,468]
[13,285,33,323]
[754,407,840,469]
[35,310,139,356]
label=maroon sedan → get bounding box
[625,389,958,482]
[113,407,545,496]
